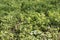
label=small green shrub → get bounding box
[0,0,60,40]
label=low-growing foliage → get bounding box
[0,0,60,40]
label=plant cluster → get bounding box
[0,0,60,40]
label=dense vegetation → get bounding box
[0,0,60,40]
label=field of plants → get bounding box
[0,0,60,40]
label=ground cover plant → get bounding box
[0,0,60,40]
